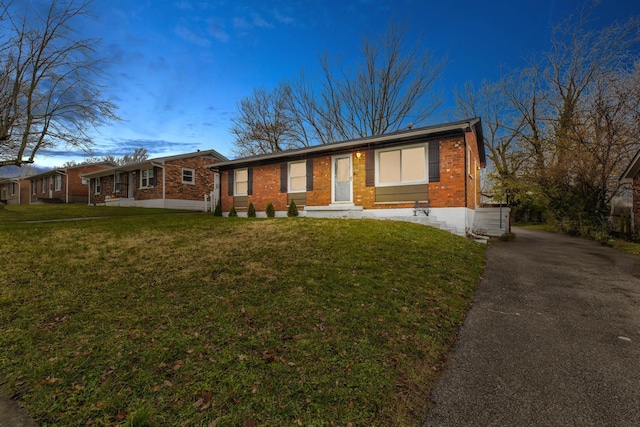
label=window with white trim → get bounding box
[31,180,36,195]
[234,168,248,196]
[41,178,47,193]
[1,186,6,199]
[141,169,154,188]
[10,183,16,195]
[54,175,62,191]
[376,144,428,186]
[94,178,101,194]
[288,161,306,193]
[182,168,195,184]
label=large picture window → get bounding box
[376,145,427,186]
[235,169,248,196]
[54,175,62,191]
[288,161,306,193]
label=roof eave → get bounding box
[620,148,640,182]
[208,118,482,169]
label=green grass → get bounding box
[0,207,485,426]
[0,204,191,222]
[609,239,640,255]
[517,222,640,256]
[515,222,559,233]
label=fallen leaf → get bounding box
[242,419,257,427]
[192,398,204,409]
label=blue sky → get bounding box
[33,0,640,168]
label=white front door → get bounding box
[332,155,352,203]
[128,172,134,198]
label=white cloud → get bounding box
[251,12,273,28]
[175,25,211,47]
[233,16,250,30]
[274,10,294,25]
[207,19,230,43]
[174,1,193,10]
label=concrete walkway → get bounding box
[0,382,37,427]
[424,227,640,426]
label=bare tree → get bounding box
[230,85,298,157]
[231,21,445,154]
[466,4,640,232]
[456,79,527,198]
[98,146,148,165]
[0,0,117,169]
[322,22,444,140]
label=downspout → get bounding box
[151,161,165,208]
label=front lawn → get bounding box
[0,203,190,222]
[0,212,485,426]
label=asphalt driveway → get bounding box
[424,227,640,426]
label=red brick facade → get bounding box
[219,132,482,214]
[29,163,114,204]
[89,154,223,206]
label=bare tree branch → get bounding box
[230,20,445,155]
[0,0,118,168]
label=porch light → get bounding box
[355,151,362,160]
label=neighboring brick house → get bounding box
[27,163,116,204]
[208,118,487,236]
[620,148,640,233]
[82,150,228,210]
[0,176,30,205]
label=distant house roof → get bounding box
[620,148,640,183]
[82,149,228,179]
[0,176,22,184]
[207,118,485,169]
[28,162,117,180]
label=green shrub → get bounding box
[247,201,256,218]
[213,200,222,216]
[287,199,299,217]
[229,206,237,217]
[265,202,275,218]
